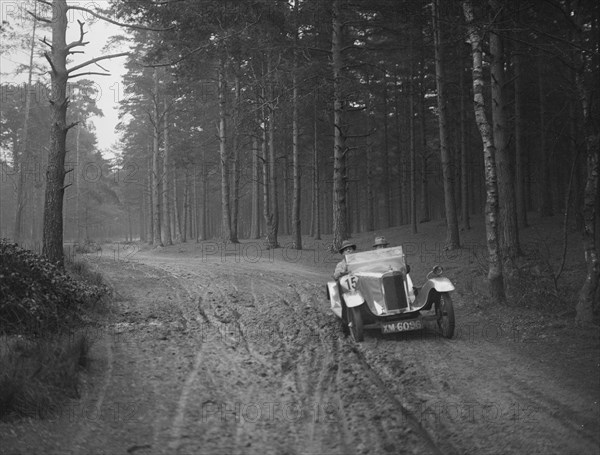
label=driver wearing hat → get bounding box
[372,236,389,249]
[333,240,357,280]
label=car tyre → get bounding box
[436,292,455,339]
[348,306,364,342]
[340,304,350,335]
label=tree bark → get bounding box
[250,135,261,239]
[173,170,182,242]
[432,0,460,250]
[182,170,188,243]
[291,0,302,249]
[512,36,528,228]
[418,43,431,224]
[42,0,70,265]
[218,57,233,242]
[147,156,154,244]
[230,75,241,243]
[574,4,599,323]
[267,81,279,248]
[151,68,163,247]
[313,90,322,240]
[463,0,505,303]
[331,0,348,251]
[409,56,417,234]
[538,58,553,216]
[490,10,520,259]
[162,95,173,245]
[460,63,470,231]
[382,73,392,227]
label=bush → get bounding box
[0,332,90,420]
[0,239,110,334]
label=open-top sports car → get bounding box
[326,246,455,342]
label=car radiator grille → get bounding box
[382,274,408,311]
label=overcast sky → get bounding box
[1,0,130,157]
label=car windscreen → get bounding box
[345,246,406,274]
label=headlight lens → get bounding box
[432,265,444,276]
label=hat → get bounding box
[339,240,356,254]
[373,236,389,248]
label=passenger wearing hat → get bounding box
[372,236,389,249]
[333,240,357,280]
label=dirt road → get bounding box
[1,245,598,455]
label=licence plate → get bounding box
[381,319,422,334]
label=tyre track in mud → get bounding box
[141,254,448,455]
[4,249,595,455]
[359,314,600,455]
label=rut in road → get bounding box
[143,255,446,455]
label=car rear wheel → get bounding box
[348,306,364,342]
[436,293,455,339]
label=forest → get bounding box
[0,0,598,320]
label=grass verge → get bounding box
[0,240,110,420]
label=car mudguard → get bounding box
[343,290,364,308]
[413,277,455,309]
[327,281,343,318]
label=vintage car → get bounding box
[326,246,455,342]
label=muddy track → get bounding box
[1,250,598,455]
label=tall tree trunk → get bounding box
[151,69,163,247]
[382,73,392,227]
[463,0,505,303]
[331,0,348,251]
[162,96,172,245]
[418,45,431,223]
[250,136,261,239]
[538,58,553,216]
[75,120,84,241]
[148,156,154,244]
[574,3,599,323]
[512,35,528,228]
[267,86,279,248]
[432,0,460,250]
[283,155,289,235]
[291,0,302,249]
[14,2,37,245]
[182,170,189,243]
[366,85,375,232]
[192,166,197,240]
[230,75,240,243]
[313,91,321,240]
[490,10,520,259]
[218,57,233,242]
[199,146,208,240]
[409,67,417,234]
[395,74,406,226]
[42,0,70,265]
[460,64,470,231]
[140,184,146,242]
[173,170,182,241]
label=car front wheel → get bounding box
[348,306,364,342]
